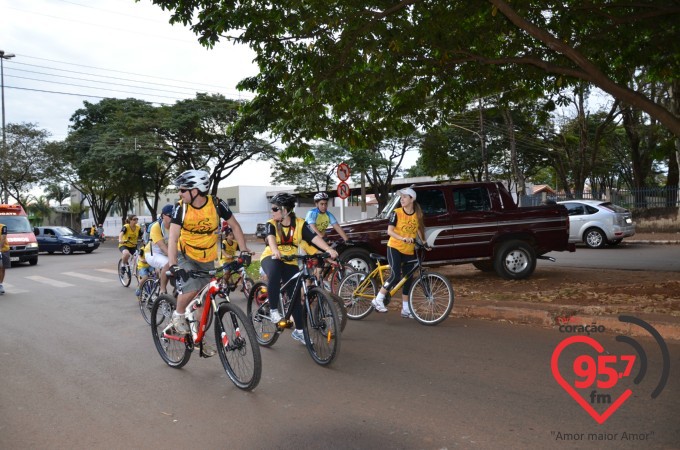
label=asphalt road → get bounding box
[1,246,678,449]
[545,242,680,272]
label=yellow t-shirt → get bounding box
[176,196,221,263]
[387,208,419,255]
[219,239,239,266]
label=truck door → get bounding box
[450,186,499,258]
[417,188,451,262]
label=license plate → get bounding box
[88,243,94,247]
[10,257,19,262]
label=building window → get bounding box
[227,198,236,206]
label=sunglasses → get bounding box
[271,206,280,212]
[179,188,189,193]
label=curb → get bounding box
[454,304,680,341]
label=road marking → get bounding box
[62,272,113,283]
[96,268,119,274]
[0,283,29,294]
[25,276,75,288]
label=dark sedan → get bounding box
[34,226,100,255]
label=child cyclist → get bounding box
[260,193,338,344]
[371,188,430,318]
[218,223,240,288]
[135,248,154,298]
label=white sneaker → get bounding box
[270,309,283,323]
[291,329,306,344]
[371,298,387,313]
[171,311,190,335]
[0,284,4,295]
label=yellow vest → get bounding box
[387,208,419,255]
[119,224,141,247]
[0,223,9,252]
[178,196,220,262]
[219,239,239,265]
[260,217,306,265]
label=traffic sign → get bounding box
[337,181,350,199]
[337,163,351,181]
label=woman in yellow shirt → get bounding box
[260,193,338,344]
[371,188,427,318]
[118,216,142,267]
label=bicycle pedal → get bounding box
[277,319,293,329]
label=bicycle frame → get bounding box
[160,271,239,350]
[352,245,427,299]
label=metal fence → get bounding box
[520,187,680,209]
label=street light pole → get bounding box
[445,122,487,181]
[1,50,16,204]
[1,50,14,147]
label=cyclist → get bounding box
[0,223,9,295]
[218,223,240,287]
[305,192,349,242]
[135,248,154,297]
[371,188,429,318]
[167,169,252,346]
[260,193,338,344]
[144,204,174,295]
[118,215,142,267]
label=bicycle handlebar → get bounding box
[279,252,332,262]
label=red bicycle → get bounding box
[150,263,262,391]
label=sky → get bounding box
[0,0,274,186]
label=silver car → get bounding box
[558,200,636,248]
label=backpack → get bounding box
[143,218,162,256]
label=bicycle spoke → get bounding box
[409,273,454,326]
[304,288,340,366]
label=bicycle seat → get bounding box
[369,253,387,263]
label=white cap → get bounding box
[399,188,417,200]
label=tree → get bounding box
[27,196,52,226]
[147,0,680,144]
[0,123,53,206]
[271,143,350,193]
[44,183,71,206]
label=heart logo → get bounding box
[551,336,632,424]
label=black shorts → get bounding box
[119,245,137,254]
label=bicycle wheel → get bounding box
[328,264,355,294]
[214,302,262,391]
[151,294,191,367]
[139,278,159,325]
[408,271,454,326]
[118,258,131,287]
[327,291,348,332]
[303,287,341,366]
[246,282,279,347]
[337,272,377,320]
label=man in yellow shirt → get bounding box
[145,204,174,295]
[168,169,251,341]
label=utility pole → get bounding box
[1,49,16,203]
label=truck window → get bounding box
[417,189,447,216]
[453,187,491,212]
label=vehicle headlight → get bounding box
[27,242,39,248]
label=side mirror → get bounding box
[33,227,39,235]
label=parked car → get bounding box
[557,200,635,248]
[35,226,100,255]
[325,182,575,280]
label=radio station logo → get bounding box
[551,315,670,424]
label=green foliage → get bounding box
[1,123,53,206]
[147,0,680,140]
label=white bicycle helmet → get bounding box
[173,169,210,193]
[314,192,329,202]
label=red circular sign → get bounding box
[337,181,350,199]
[337,163,351,181]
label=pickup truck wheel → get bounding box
[494,240,536,280]
[340,248,373,273]
[584,227,606,249]
[472,261,494,272]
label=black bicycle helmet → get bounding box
[173,169,210,193]
[271,192,296,211]
[314,192,329,202]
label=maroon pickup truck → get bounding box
[324,182,575,280]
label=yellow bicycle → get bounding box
[336,240,454,325]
